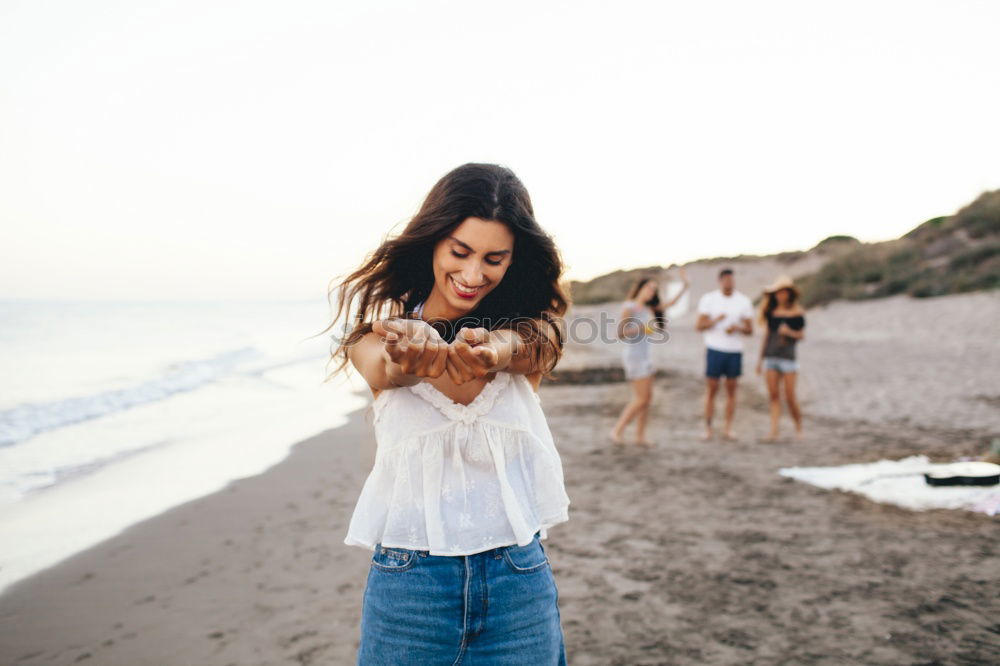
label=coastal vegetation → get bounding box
[569,190,999,307]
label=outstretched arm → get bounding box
[505,318,562,376]
[347,319,449,395]
[446,318,562,389]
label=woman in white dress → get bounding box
[609,269,688,447]
[325,163,571,665]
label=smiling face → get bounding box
[426,217,515,320]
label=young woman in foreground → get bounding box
[327,164,571,665]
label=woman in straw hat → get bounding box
[756,275,806,441]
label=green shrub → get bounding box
[949,242,1000,271]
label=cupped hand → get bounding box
[373,318,450,379]
[446,327,499,385]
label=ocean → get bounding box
[0,299,366,593]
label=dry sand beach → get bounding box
[1,292,998,665]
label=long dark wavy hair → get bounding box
[627,276,666,329]
[322,163,570,379]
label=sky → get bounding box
[1,0,998,301]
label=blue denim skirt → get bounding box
[357,532,567,665]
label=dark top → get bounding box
[764,313,805,360]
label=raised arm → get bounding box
[663,267,690,309]
[664,282,689,309]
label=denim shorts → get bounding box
[622,344,654,380]
[763,357,799,374]
[358,532,567,665]
[706,348,742,379]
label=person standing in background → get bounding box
[756,276,806,441]
[609,268,689,448]
[696,268,754,441]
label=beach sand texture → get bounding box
[1,291,998,665]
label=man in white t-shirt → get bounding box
[696,268,754,441]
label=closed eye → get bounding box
[451,250,504,266]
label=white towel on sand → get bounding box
[779,455,1000,515]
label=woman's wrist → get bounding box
[486,329,518,371]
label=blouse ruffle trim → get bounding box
[408,372,513,424]
[371,373,540,427]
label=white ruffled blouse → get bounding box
[344,371,571,555]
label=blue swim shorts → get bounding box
[706,348,742,379]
